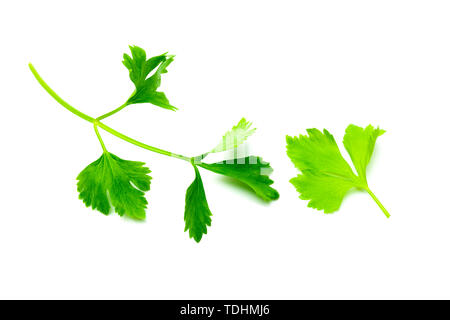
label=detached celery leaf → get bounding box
[286,125,389,217]
[286,128,360,213]
[210,118,256,153]
[199,156,279,201]
[184,164,212,242]
[77,152,151,220]
[123,45,176,111]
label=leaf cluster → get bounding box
[75,46,279,242]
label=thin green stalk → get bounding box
[29,63,191,162]
[95,120,190,161]
[365,188,390,218]
[97,102,130,121]
[94,124,107,152]
[28,63,94,123]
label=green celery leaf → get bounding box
[199,156,279,201]
[184,164,212,243]
[123,45,176,111]
[77,152,151,220]
[289,171,357,213]
[343,124,385,184]
[210,118,256,153]
[286,125,389,217]
[286,129,359,213]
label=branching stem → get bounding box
[29,63,191,162]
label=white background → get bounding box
[1,0,449,299]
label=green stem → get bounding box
[29,63,191,162]
[94,124,107,152]
[365,188,390,218]
[97,101,130,121]
[95,120,190,161]
[28,63,95,123]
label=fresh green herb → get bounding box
[184,164,213,242]
[198,157,279,202]
[77,151,151,220]
[29,45,278,242]
[122,46,176,110]
[286,125,389,218]
[210,118,256,153]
